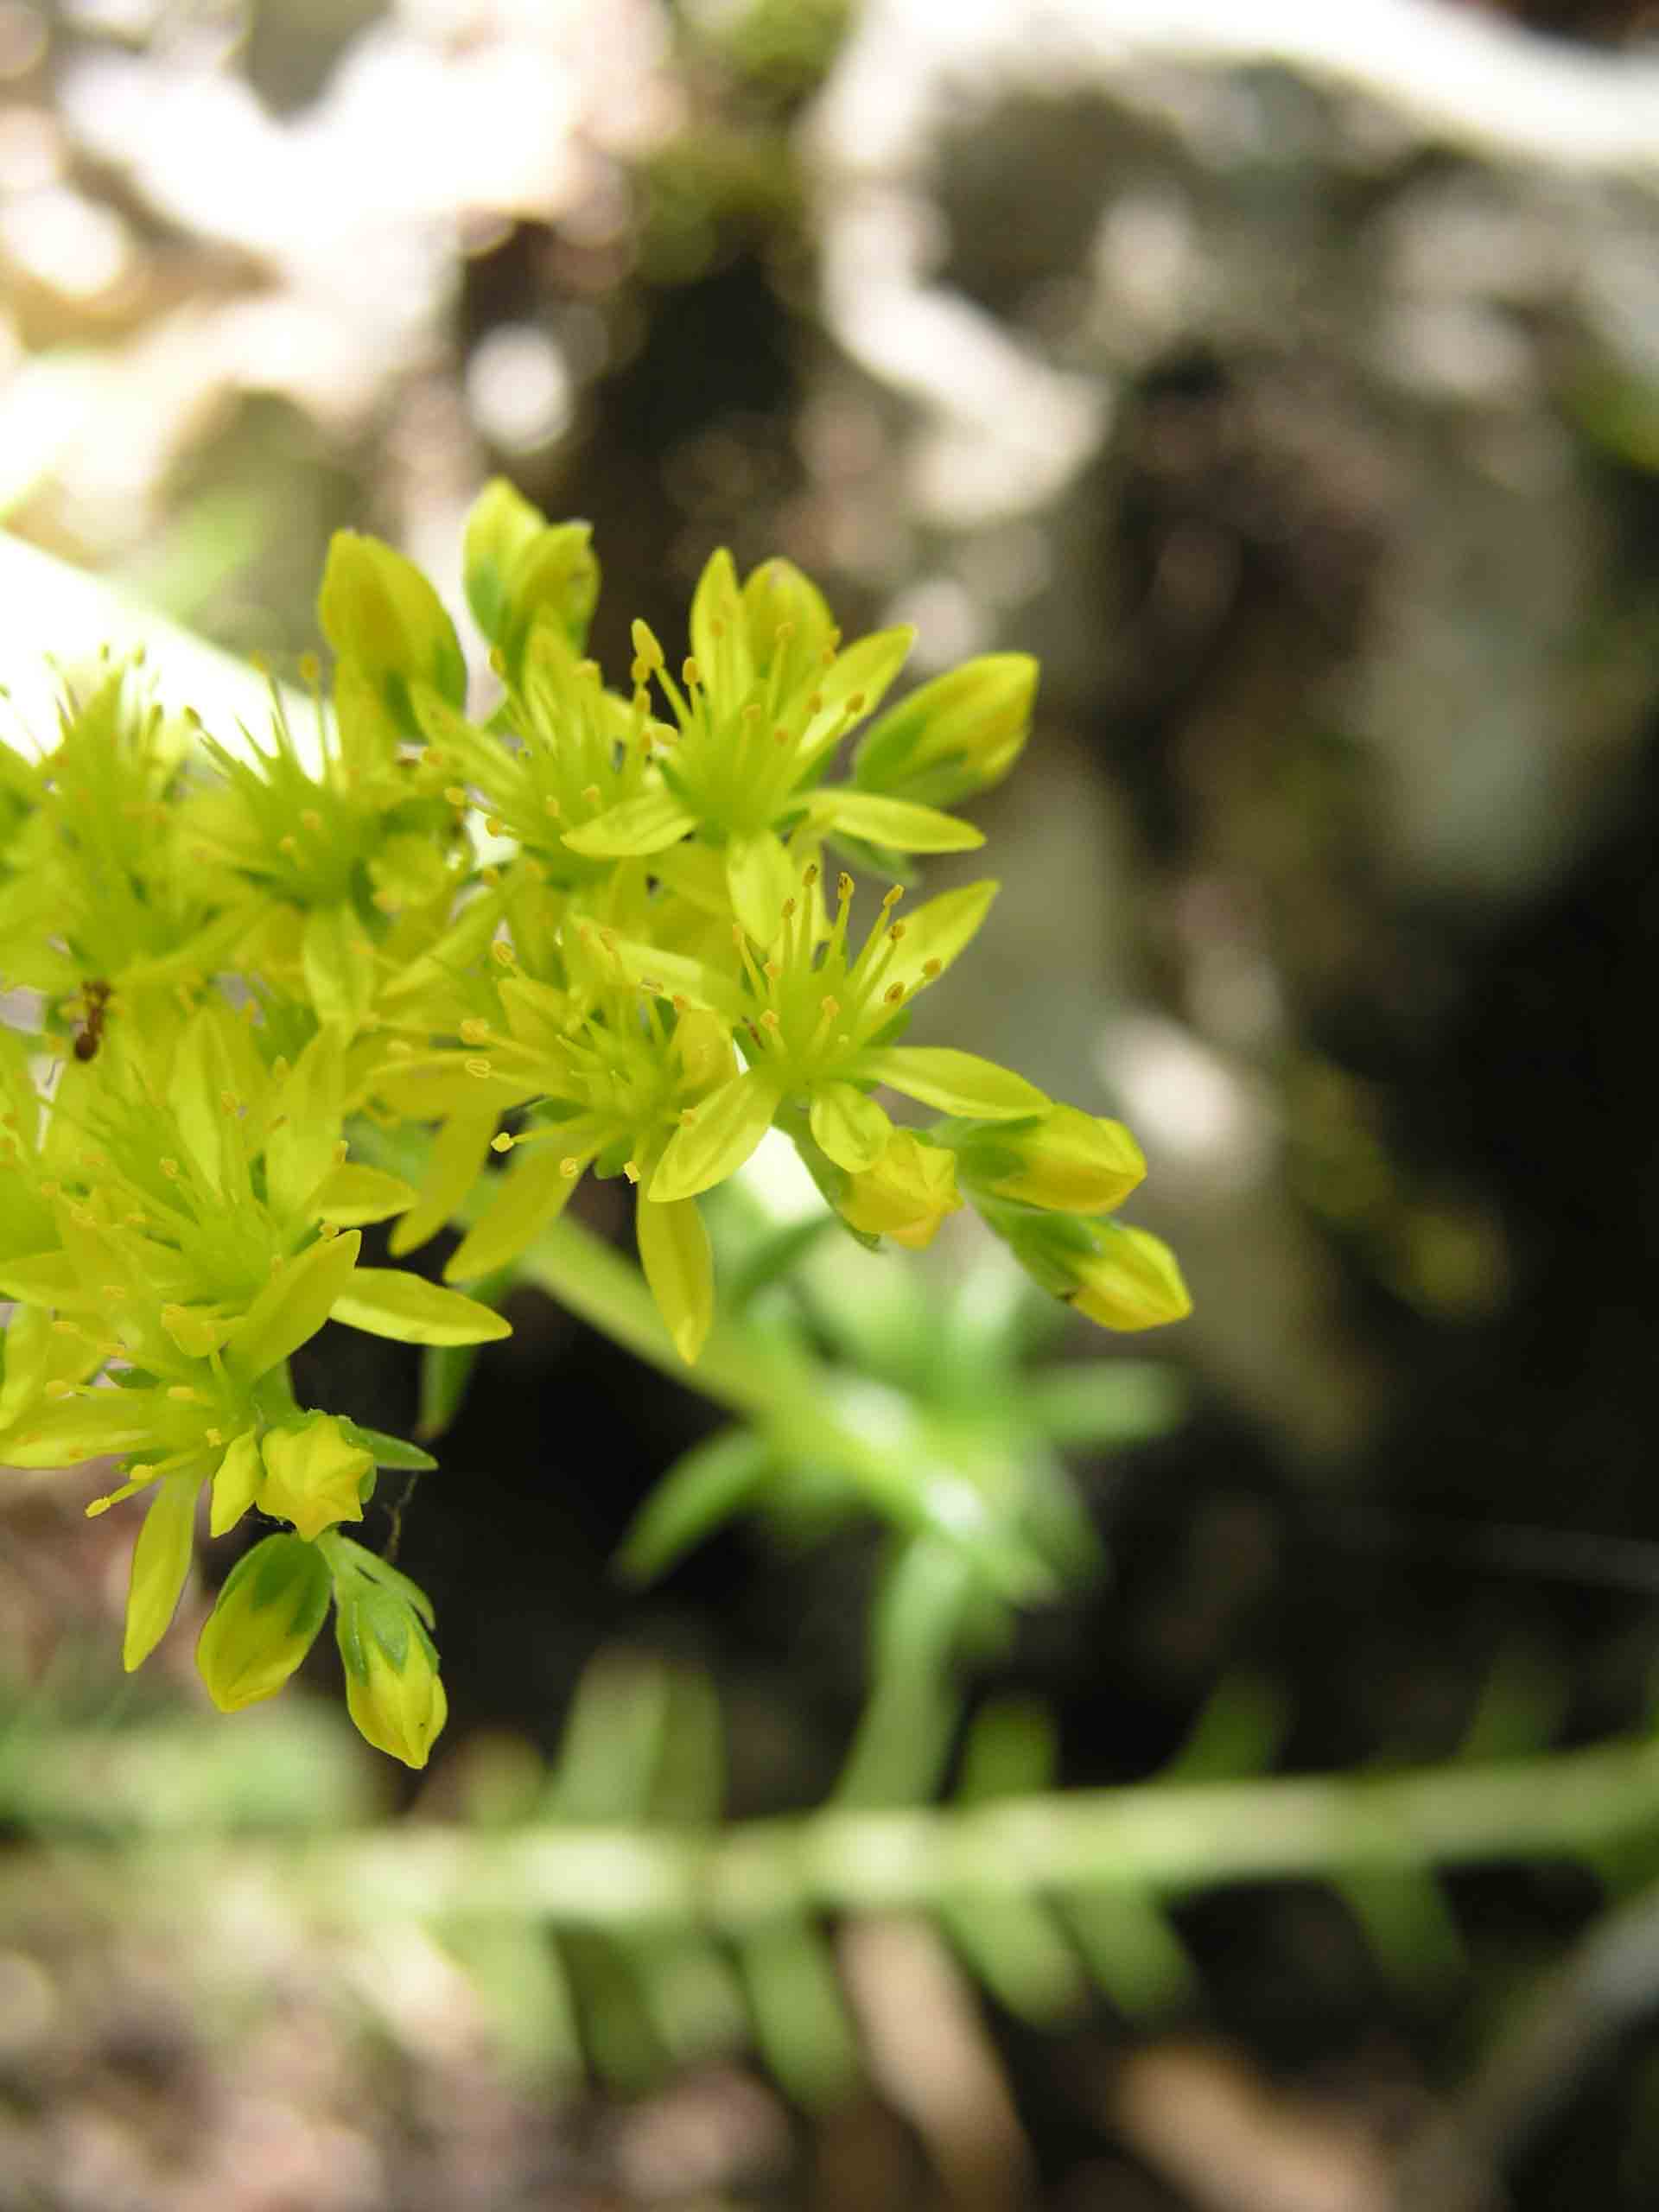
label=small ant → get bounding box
[72,979,111,1063]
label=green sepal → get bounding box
[338,1420,440,1472]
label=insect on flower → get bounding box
[72,979,111,1063]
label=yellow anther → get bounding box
[773,727,790,747]
[205,1427,224,1446]
[464,1057,493,1078]
[837,873,855,903]
[301,808,323,834]
[167,1385,202,1402]
[682,657,701,688]
[846,692,866,715]
[319,1221,340,1239]
[923,958,943,979]
[460,1020,491,1046]
[160,1159,180,1179]
[560,1156,583,1177]
[490,940,516,967]
[485,816,503,837]
[764,959,781,980]
[889,922,906,943]
[884,982,905,1004]
[582,784,601,808]
[543,795,563,818]
[221,1090,241,1114]
[803,864,820,887]
[630,620,664,671]
[622,1160,639,1184]
[480,864,501,887]
[760,1009,781,1030]
[881,886,904,910]
[490,1132,514,1154]
[277,834,299,856]
[820,995,840,1018]
[445,785,468,808]
[671,994,689,1013]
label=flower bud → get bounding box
[334,1582,448,1769]
[957,1104,1145,1216]
[259,1414,372,1542]
[837,1130,963,1249]
[983,1209,1191,1332]
[318,530,467,732]
[197,1534,331,1712]
[461,480,598,679]
[852,654,1036,806]
[1066,1224,1192,1332]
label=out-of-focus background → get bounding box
[3,0,1659,2206]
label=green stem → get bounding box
[34,1732,1659,1933]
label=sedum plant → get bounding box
[0,483,1188,1768]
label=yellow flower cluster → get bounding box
[0,481,1188,1767]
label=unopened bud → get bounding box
[197,1534,332,1712]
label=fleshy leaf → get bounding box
[330,1268,513,1346]
[616,1426,775,1583]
